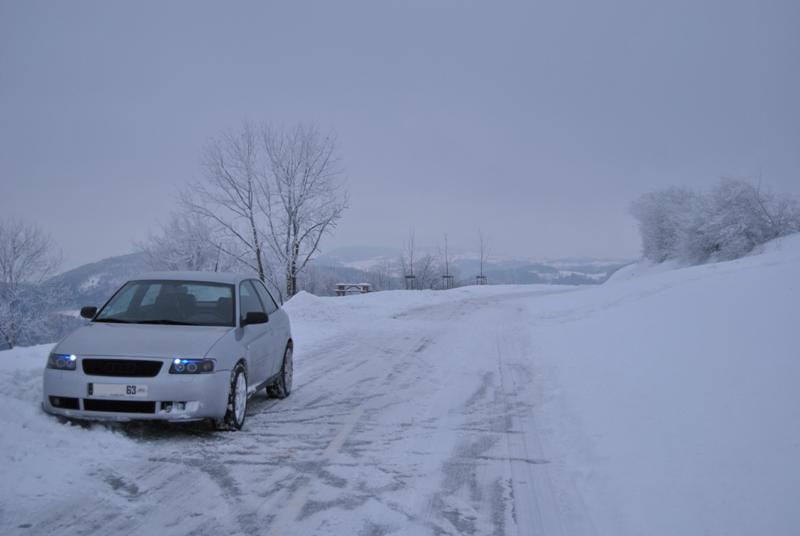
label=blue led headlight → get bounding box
[169,358,215,374]
[47,353,78,371]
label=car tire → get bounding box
[215,362,248,431]
[267,343,293,399]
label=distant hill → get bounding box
[41,248,631,308]
[314,246,401,270]
[45,252,149,308]
[313,246,631,287]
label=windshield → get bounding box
[94,280,235,327]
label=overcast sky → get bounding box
[1,0,798,270]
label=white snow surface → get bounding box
[1,234,799,535]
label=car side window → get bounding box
[140,284,162,307]
[253,280,279,315]
[239,280,266,324]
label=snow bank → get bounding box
[608,232,800,284]
[604,258,681,283]
[528,231,800,535]
[0,345,136,527]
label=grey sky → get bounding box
[1,0,798,270]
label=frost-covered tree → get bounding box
[137,212,241,272]
[685,179,800,262]
[414,253,440,290]
[260,123,348,299]
[632,179,800,265]
[631,187,698,262]
[0,219,62,348]
[186,122,347,301]
[364,259,402,291]
[185,123,275,286]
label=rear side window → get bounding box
[98,284,138,318]
[140,284,162,306]
[239,280,266,323]
[185,283,232,302]
[253,280,279,314]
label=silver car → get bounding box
[42,272,293,430]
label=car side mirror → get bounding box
[80,306,98,319]
[242,311,268,327]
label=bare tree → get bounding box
[442,234,451,276]
[260,123,348,298]
[400,229,417,289]
[186,122,346,300]
[415,253,439,289]
[184,123,273,282]
[477,230,489,284]
[365,259,401,291]
[440,233,455,289]
[0,218,62,348]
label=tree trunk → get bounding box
[287,241,299,297]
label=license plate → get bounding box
[88,383,149,398]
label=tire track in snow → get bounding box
[261,326,444,534]
[494,315,599,536]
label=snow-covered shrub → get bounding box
[632,179,800,265]
[631,187,699,262]
[0,218,63,348]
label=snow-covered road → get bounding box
[4,235,800,535]
[3,287,588,536]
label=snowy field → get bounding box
[1,235,799,535]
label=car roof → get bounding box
[133,271,257,285]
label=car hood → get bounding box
[55,323,233,359]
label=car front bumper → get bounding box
[42,365,231,422]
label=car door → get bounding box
[238,280,271,386]
[253,280,287,377]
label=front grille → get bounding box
[83,399,156,414]
[82,359,162,377]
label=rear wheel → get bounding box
[267,343,293,399]
[214,363,247,431]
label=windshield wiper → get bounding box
[135,319,198,326]
[94,317,134,323]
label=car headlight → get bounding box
[169,358,215,374]
[47,353,77,371]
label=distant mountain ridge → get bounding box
[45,247,631,307]
[314,246,631,286]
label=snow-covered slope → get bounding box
[524,231,800,535]
[0,234,798,535]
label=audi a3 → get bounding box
[42,272,293,430]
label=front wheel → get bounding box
[267,344,293,399]
[215,363,248,431]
